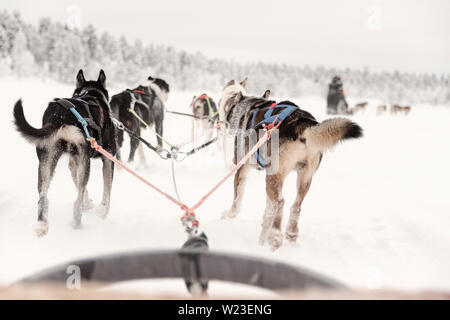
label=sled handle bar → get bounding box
[17,249,344,292]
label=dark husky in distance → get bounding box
[219,79,363,250]
[110,76,169,163]
[13,70,116,236]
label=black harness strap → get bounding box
[54,98,103,145]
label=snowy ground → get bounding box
[0,77,449,296]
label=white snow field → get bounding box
[0,77,449,296]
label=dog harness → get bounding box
[250,103,299,168]
[127,89,150,111]
[55,98,103,144]
[197,94,218,119]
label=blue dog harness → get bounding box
[54,98,103,143]
[250,103,299,168]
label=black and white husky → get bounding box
[190,94,218,147]
[110,76,169,163]
[13,70,116,236]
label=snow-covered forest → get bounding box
[1,9,449,104]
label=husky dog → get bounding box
[13,70,116,236]
[352,102,368,114]
[377,105,387,116]
[390,104,405,115]
[218,78,249,166]
[190,94,218,147]
[219,80,363,250]
[403,105,411,115]
[110,76,169,163]
[391,105,411,115]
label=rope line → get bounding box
[170,157,182,202]
[190,130,270,212]
[128,108,175,148]
[87,122,277,235]
[89,138,184,208]
[176,120,223,149]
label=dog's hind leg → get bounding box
[204,120,214,145]
[285,172,312,244]
[97,156,114,219]
[221,163,250,219]
[69,157,93,211]
[260,173,286,250]
[221,126,228,167]
[154,116,164,150]
[137,142,148,168]
[128,124,140,162]
[115,128,124,161]
[191,118,197,149]
[36,147,62,237]
[71,150,90,229]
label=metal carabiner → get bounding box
[170,146,180,160]
[158,149,172,160]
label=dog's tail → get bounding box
[303,117,363,152]
[13,99,58,145]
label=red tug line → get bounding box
[88,116,280,235]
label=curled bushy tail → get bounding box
[304,117,363,151]
[13,99,57,145]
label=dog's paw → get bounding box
[95,204,110,219]
[82,198,94,211]
[136,162,150,171]
[70,219,83,230]
[35,221,48,237]
[258,229,268,246]
[268,228,283,251]
[221,209,237,219]
[225,164,234,171]
[285,230,298,244]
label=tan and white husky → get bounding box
[219,79,363,250]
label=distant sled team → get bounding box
[13,69,363,250]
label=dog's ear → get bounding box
[97,69,106,88]
[225,80,235,87]
[191,95,197,106]
[76,69,85,89]
[147,75,154,81]
[262,89,271,99]
[240,77,248,89]
[234,91,245,104]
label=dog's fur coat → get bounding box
[219,79,363,250]
[13,70,116,236]
[110,76,169,163]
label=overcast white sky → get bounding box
[3,0,449,74]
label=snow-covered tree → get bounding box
[0,10,448,105]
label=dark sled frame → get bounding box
[18,249,344,292]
